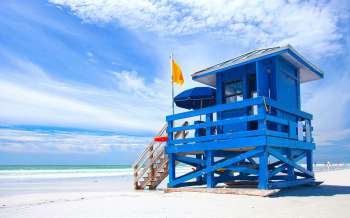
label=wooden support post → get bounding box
[296,69,301,109]
[256,61,267,130]
[149,143,155,183]
[258,106,266,130]
[196,154,203,183]
[133,166,139,189]
[305,120,312,142]
[286,149,295,181]
[167,120,175,187]
[306,150,313,173]
[168,153,176,187]
[288,121,297,139]
[206,113,213,135]
[258,150,269,189]
[205,151,215,188]
[243,72,249,131]
[297,121,304,141]
[167,120,173,144]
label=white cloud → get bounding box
[1,0,349,154]
[112,71,149,95]
[0,129,150,153]
[303,73,350,145]
[0,55,171,133]
[49,0,345,57]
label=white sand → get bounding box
[1,169,350,218]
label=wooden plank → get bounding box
[265,98,312,120]
[172,129,265,145]
[167,136,266,153]
[175,155,205,166]
[265,130,289,138]
[166,97,263,121]
[169,114,263,132]
[269,178,315,189]
[225,166,259,175]
[165,187,279,197]
[265,115,289,125]
[267,136,315,150]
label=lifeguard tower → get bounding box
[133,45,323,190]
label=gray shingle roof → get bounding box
[191,45,324,87]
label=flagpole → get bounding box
[171,52,175,115]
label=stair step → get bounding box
[133,122,188,190]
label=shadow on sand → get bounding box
[272,185,350,197]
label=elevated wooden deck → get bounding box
[133,97,315,190]
[165,97,315,190]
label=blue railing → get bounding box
[166,97,313,146]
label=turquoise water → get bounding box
[0,165,133,180]
[1,164,349,181]
[0,165,130,171]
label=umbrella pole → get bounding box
[172,79,175,115]
[171,53,175,115]
[200,99,203,121]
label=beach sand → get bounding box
[1,169,350,218]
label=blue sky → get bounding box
[0,0,349,164]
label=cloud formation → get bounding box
[303,73,350,146]
[0,0,349,157]
[0,128,150,153]
[50,0,345,57]
[0,54,171,133]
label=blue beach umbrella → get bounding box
[174,87,216,110]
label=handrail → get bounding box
[169,114,264,133]
[134,122,189,189]
[164,97,313,147]
[134,143,165,174]
[132,124,167,169]
[167,96,312,122]
[135,148,165,182]
[166,97,263,121]
[265,98,312,120]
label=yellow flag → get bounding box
[172,59,184,85]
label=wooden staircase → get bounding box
[133,123,188,190]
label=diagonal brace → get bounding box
[170,148,263,187]
[268,148,314,177]
[269,152,306,178]
[175,155,205,167]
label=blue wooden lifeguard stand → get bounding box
[166,45,323,189]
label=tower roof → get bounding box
[191,45,324,87]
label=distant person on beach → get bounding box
[326,161,331,170]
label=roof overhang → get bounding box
[191,45,324,87]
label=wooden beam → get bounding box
[269,178,315,189]
[166,97,264,121]
[169,148,263,187]
[258,150,268,189]
[165,187,279,197]
[268,148,314,177]
[175,155,205,167]
[167,136,266,153]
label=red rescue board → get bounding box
[154,136,168,142]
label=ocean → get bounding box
[0,165,133,180]
[1,164,349,181]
